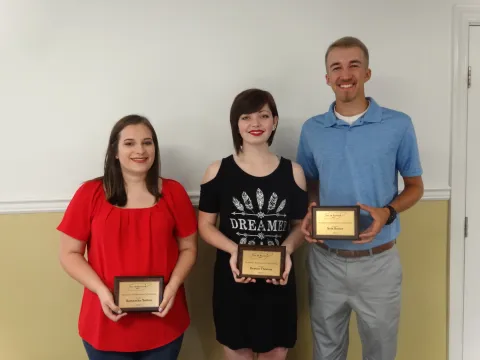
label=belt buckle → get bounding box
[346,249,359,257]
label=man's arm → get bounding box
[389,176,424,213]
[300,179,321,243]
[355,175,424,243]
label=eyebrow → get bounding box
[123,137,153,141]
[329,59,363,68]
[329,62,341,69]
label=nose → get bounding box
[251,115,261,127]
[135,143,146,153]
[339,68,352,80]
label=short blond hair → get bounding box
[325,36,369,68]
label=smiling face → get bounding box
[229,88,279,154]
[238,104,278,149]
[116,123,155,176]
[325,46,371,104]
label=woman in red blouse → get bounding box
[58,115,198,360]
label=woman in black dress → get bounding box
[198,88,308,360]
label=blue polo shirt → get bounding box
[296,97,423,250]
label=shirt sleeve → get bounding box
[396,117,423,177]
[198,178,220,214]
[296,122,319,181]
[56,180,101,242]
[167,180,198,238]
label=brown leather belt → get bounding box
[317,240,396,258]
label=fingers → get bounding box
[158,293,169,313]
[305,236,323,244]
[354,232,376,244]
[358,231,376,239]
[229,252,240,276]
[266,276,288,286]
[152,297,174,318]
[301,202,316,233]
[234,275,256,283]
[301,218,311,236]
[105,298,122,315]
[301,202,317,229]
[230,263,240,278]
[302,202,322,243]
[98,288,126,322]
[355,221,381,243]
[266,266,290,286]
[102,303,126,322]
[266,278,281,285]
[152,284,178,318]
[357,202,372,213]
[280,270,289,285]
[230,252,256,283]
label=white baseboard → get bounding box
[0,188,450,214]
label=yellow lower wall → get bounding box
[0,200,448,360]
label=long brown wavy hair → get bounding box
[95,114,162,207]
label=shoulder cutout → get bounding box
[291,161,307,191]
[201,160,222,184]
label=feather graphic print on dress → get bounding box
[230,188,288,246]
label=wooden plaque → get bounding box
[237,245,286,279]
[312,205,360,240]
[114,276,164,312]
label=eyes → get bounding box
[240,114,271,121]
[331,64,360,72]
[123,140,153,146]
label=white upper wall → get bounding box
[1,0,475,202]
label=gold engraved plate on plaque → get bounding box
[237,245,286,279]
[114,276,164,312]
[312,206,360,240]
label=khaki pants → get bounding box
[307,243,403,360]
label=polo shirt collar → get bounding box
[320,97,382,127]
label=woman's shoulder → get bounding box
[74,178,104,197]
[291,160,307,191]
[279,158,307,191]
[201,160,222,184]
[201,155,233,185]
[160,177,189,195]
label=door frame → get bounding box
[450,5,480,360]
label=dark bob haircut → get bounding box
[230,88,279,154]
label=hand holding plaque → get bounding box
[353,203,391,244]
[97,287,127,322]
[311,205,360,240]
[237,245,286,280]
[265,251,292,285]
[152,282,178,318]
[230,249,256,283]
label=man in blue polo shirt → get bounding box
[297,36,424,360]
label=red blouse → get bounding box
[57,178,197,352]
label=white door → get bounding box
[464,25,480,360]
